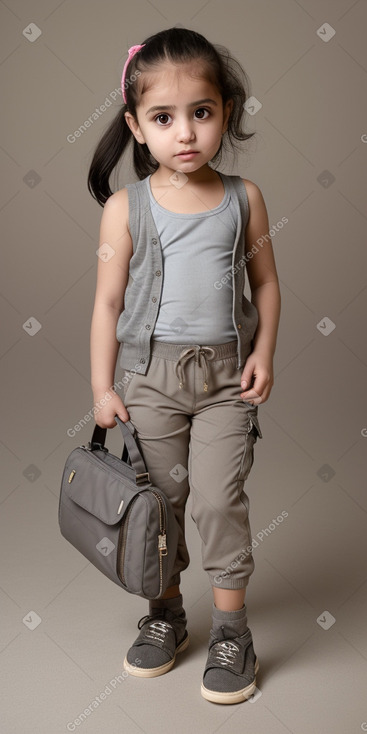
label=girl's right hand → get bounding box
[92,390,130,429]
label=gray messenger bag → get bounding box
[58,416,179,599]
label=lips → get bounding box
[176,150,198,155]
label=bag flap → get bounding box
[62,448,139,525]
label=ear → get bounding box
[124,111,146,144]
[222,98,234,134]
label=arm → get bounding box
[90,188,133,422]
[239,179,281,404]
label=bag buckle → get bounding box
[136,472,150,486]
[84,442,108,453]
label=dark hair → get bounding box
[87,27,255,206]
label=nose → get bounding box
[176,116,195,143]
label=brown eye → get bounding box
[155,114,171,125]
[195,108,210,119]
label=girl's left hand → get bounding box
[240,350,274,405]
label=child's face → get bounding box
[124,62,233,175]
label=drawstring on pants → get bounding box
[174,346,216,392]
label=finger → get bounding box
[241,383,263,400]
[242,392,262,405]
[240,363,255,390]
[243,383,272,405]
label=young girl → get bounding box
[88,27,281,705]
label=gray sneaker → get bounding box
[124,606,189,678]
[201,625,259,704]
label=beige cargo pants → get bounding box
[121,339,262,590]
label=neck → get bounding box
[151,164,220,186]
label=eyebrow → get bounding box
[145,98,218,116]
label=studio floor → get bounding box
[1,459,366,734]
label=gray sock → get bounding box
[149,593,184,615]
[149,593,187,646]
[209,602,248,643]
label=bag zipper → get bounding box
[151,491,167,598]
[117,496,138,585]
[117,490,167,597]
[151,490,167,557]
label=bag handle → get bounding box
[90,416,150,484]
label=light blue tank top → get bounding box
[147,172,238,344]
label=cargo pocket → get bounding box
[238,412,263,484]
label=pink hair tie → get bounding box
[121,44,146,104]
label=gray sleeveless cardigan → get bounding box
[116,173,258,374]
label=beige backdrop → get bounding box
[1,1,366,733]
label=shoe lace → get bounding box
[210,625,242,668]
[137,614,173,647]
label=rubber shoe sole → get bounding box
[201,657,259,704]
[123,631,189,678]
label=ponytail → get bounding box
[87,104,159,207]
[87,107,131,207]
